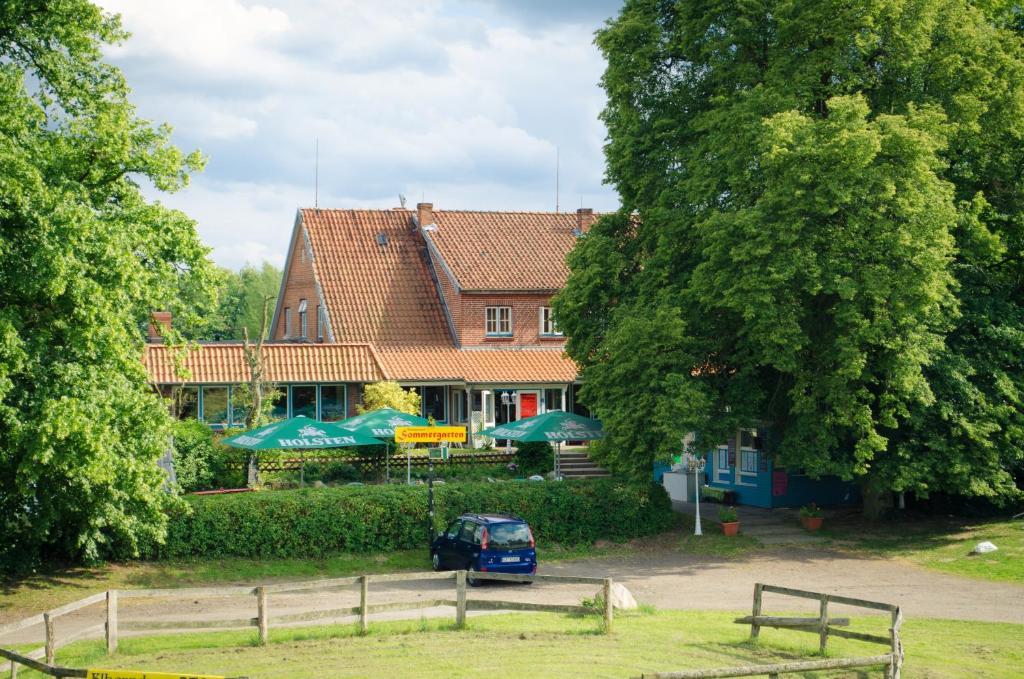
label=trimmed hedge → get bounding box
[155,479,674,559]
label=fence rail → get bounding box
[640,654,896,679]
[0,570,611,678]
[640,583,904,679]
[238,450,515,473]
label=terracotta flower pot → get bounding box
[801,516,824,532]
[721,521,740,536]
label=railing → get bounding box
[0,570,612,678]
[243,450,515,473]
[641,584,904,679]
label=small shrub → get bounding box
[799,502,823,518]
[171,420,245,492]
[515,441,554,475]
[700,486,725,503]
[718,506,738,523]
[303,460,361,484]
[153,478,674,559]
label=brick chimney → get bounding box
[574,207,594,235]
[147,311,172,343]
[416,202,434,229]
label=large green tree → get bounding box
[179,262,281,341]
[0,1,218,569]
[555,0,1024,514]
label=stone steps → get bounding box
[557,451,610,479]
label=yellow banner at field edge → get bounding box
[87,670,227,679]
[394,425,467,443]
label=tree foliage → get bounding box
[555,0,1024,508]
[178,262,281,341]
[0,2,217,569]
[358,381,421,417]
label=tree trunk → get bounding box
[242,296,273,488]
[861,475,893,520]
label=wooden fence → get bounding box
[0,570,611,678]
[641,583,904,679]
[2,579,903,679]
[244,450,515,473]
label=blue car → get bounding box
[430,514,537,584]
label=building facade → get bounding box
[145,203,597,443]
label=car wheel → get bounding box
[431,552,441,571]
[467,565,482,587]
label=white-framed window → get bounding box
[716,447,729,470]
[284,307,292,337]
[539,307,562,336]
[485,306,512,336]
[740,449,759,474]
[316,304,325,341]
[452,389,466,422]
[713,446,731,484]
[298,299,308,338]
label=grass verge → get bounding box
[823,515,1024,584]
[8,610,1022,678]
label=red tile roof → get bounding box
[144,343,386,384]
[425,210,597,291]
[377,347,578,383]
[144,343,577,385]
[143,208,585,386]
[300,209,452,346]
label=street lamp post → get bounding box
[500,391,514,454]
[683,452,707,536]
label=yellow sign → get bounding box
[394,425,466,443]
[87,670,226,679]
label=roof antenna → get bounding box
[555,146,560,213]
[314,137,319,209]
[398,194,407,209]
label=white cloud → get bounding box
[97,0,620,268]
[101,0,292,82]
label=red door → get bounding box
[518,393,538,419]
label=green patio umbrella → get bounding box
[477,411,603,479]
[222,415,386,450]
[335,407,430,483]
[222,416,385,487]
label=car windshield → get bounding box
[486,522,531,550]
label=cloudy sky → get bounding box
[95,0,623,269]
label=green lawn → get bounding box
[9,610,1022,678]
[823,516,1024,584]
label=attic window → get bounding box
[376,233,388,247]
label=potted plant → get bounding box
[719,506,740,536]
[800,502,824,531]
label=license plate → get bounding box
[500,556,521,563]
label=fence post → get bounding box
[750,583,764,639]
[455,571,467,629]
[43,613,54,665]
[817,595,829,654]
[889,607,903,679]
[256,586,268,645]
[359,575,369,634]
[9,658,17,678]
[106,589,118,654]
[603,578,614,633]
